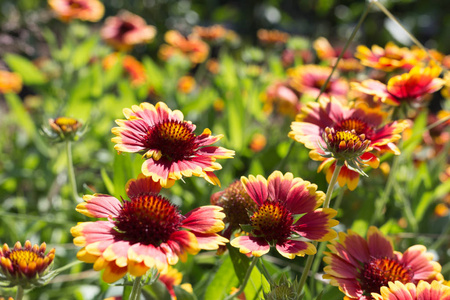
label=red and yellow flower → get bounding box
[112,102,234,187]
[100,10,156,51]
[263,80,301,117]
[257,29,290,47]
[191,25,228,43]
[352,66,445,107]
[289,98,409,190]
[355,42,415,72]
[0,70,22,94]
[0,241,55,288]
[372,280,450,300]
[158,30,209,65]
[288,65,349,102]
[48,0,104,22]
[159,266,193,300]
[71,175,228,283]
[230,171,338,259]
[324,226,443,300]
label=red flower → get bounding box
[372,281,450,300]
[48,0,104,22]
[355,42,415,72]
[112,102,234,187]
[71,175,228,283]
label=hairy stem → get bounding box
[129,276,142,300]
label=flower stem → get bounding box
[298,163,342,295]
[314,1,373,103]
[224,256,259,300]
[66,140,78,202]
[129,276,142,300]
[15,286,24,300]
[259,258,275,286]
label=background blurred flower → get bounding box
[0,70,22,94]
[324,226,443,299]
[372,280,450,300]
[102,53,147,86]
[355,42,415,72]
[48,0,104,22]
[43,117,84,142]
[352,66,445,107]
[191,25,228,43]
[313,37,364,73]
[0,241,55,289]
[263,81,300,117]
[230,171,338,258]
[101,10,156,51]
[177,76,196,94]
[158,30,209,65]
[257,29,290,47]
[71,175,228,283]
[112,102,234,187]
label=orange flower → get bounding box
[0,70,22,94]
[249,133,267,153]
[191,25,228,43]
[100,11,156,51]
[177,76,196,94]
[355,42,415,72]
[313,37,363,73]
[159,30,209,65]
[263,81,300,117]
[257,29,290,46]
[352,66,445,107]
[48,0,104,22]
[102,53,147,86]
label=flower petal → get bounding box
[276,240,316,259]
[230,235,270,257]
[76,194,122,218]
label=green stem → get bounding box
[298,163,342,295]
[314,1,373,103]
[16,286,24,300]
[259,259,275,286]
[129,276,142,300]
[224,257,259,300]
[371,0,442,68]
[66,140,78,202]
[276,140,295,171]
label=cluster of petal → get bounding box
[313,37,364,73]
[289,99,409,190]
[71,175,228,283]
[103,53,147,86]
[0,241,55,288]
[323,226,443,299]
[352,66,445,107]
[230,171,338,259]
[111,102,234,187]
[0,70,22,94]
[101,10,156,51]
[48,0,104,22]
[372,281,450,300]
[355,42,415,72]
[288,65,348,102]
[158,30,209,65]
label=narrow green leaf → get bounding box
[101,168,115,195]
[4,53,47,85]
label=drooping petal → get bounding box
[230,236,270,257]
[275,240,316,259]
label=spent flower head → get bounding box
[43,117,85,142]
[0,241,56,289]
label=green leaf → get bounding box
[204,255,239,300]
[72,36,99,69]
[101,168,115,195]
[4,53,47,85]
[228,244,251,282]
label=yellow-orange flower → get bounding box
[355,42,415,72]
[313,37,363,73]
[177,76,196,94]
[263,80,300,117]
[102,53,147,87]
[191,25,228,43]
[100,11,156,51]
[48,0,104,22]
[257,29,290,46]
[159,30,209,65]
[0,70,22,94]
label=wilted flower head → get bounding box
[323,226,443,299]
[352,66,445,108]
[0,241,55,289]
[44,117,84,142]
[230,171,338,258]
[112,102,234,187]
[0,70,22,94]
[373,280,450,300]
[71,175,228,283]
[101,10,156,51]
[48,0,104,22]
[289,98,409,190]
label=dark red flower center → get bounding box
[338,118,370,135]
[68,0,87,9]
[118,21,136,36]
[360,257,413,296]
[323,127,370,155]
[145,121,198,161]
[250,201,293,243]
[115,194,183,246]
[314,78,332,92]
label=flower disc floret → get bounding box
[321,127,371,162]
[0,241,55,288]
[251,201,294,243]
